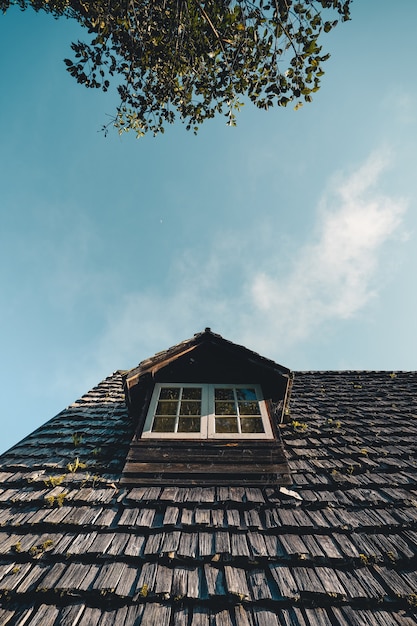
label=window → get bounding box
[142,383,273,439]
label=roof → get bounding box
[0,338,417,625]
[125,328,291,389]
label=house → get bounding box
[0,328,417,625]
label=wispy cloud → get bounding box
[248,151,407,349]
[94,150,407,371]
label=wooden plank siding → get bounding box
[121,440,291,485]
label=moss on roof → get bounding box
[0,365,417,624]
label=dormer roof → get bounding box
[125,327,291,389]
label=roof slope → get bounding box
[0,371,417,625]
[125,328,291,387]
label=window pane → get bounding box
[215,417,238,433]
[156,400,178,415]
[215,401,236,416]
[182,388,202,400]
[236,388,257,401]
[180,401,201,416]
[178,417,201,432]
[215,388,234,400]
[159,388,180,400]
[240,418,265,433]
[238,401,261,415]
[152,416,176,432]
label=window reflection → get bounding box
[214,387,265,434]
[148,384,269,437]
[215,401,236,415]
[152,416,176,432]
[182,388,202,400]
[215,388,234,400]
[215,417,239,433]
[156,400,177,415]
[238,401,260,415]
[159,387,180,400]
[180,400,201,415]
[178,417,201,432]
[236,388,257,401]
[241,417,264,433]
[151,387,202,433]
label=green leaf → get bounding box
[2,0,351,136]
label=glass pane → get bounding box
[238,401,261,415]
[215,388,234,400]
[240,417,265,433]
[182,387,202,400]
[180,400,201,415]
[236,388,257,401]
[159,388,180,400]
[215,417,238,433]
[215,401,236,416]
[156,400,178,415]
[178,417,201,432]
[152,416,176,432]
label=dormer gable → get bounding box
[121,329,292,485]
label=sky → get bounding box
[1,2,417,453]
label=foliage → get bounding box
[67,456,87,472]
[1,0,351,136]
[45,491,68,506]
[291,419,307,432]
[43,474,66,488]
[72,432,83,446]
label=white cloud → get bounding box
[93,150,407,370]
[247,151,407,348]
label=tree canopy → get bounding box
[2,0,351,136]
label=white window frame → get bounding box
[141,383,274,439]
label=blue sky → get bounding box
[1,2,417,453]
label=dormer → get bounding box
[121,329,292,485]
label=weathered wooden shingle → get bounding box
[1,344,417,625]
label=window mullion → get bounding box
[174,387,183,434]
[206,384,214,438]
[233,387,242,434]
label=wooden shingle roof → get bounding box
[0,340,417,625]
